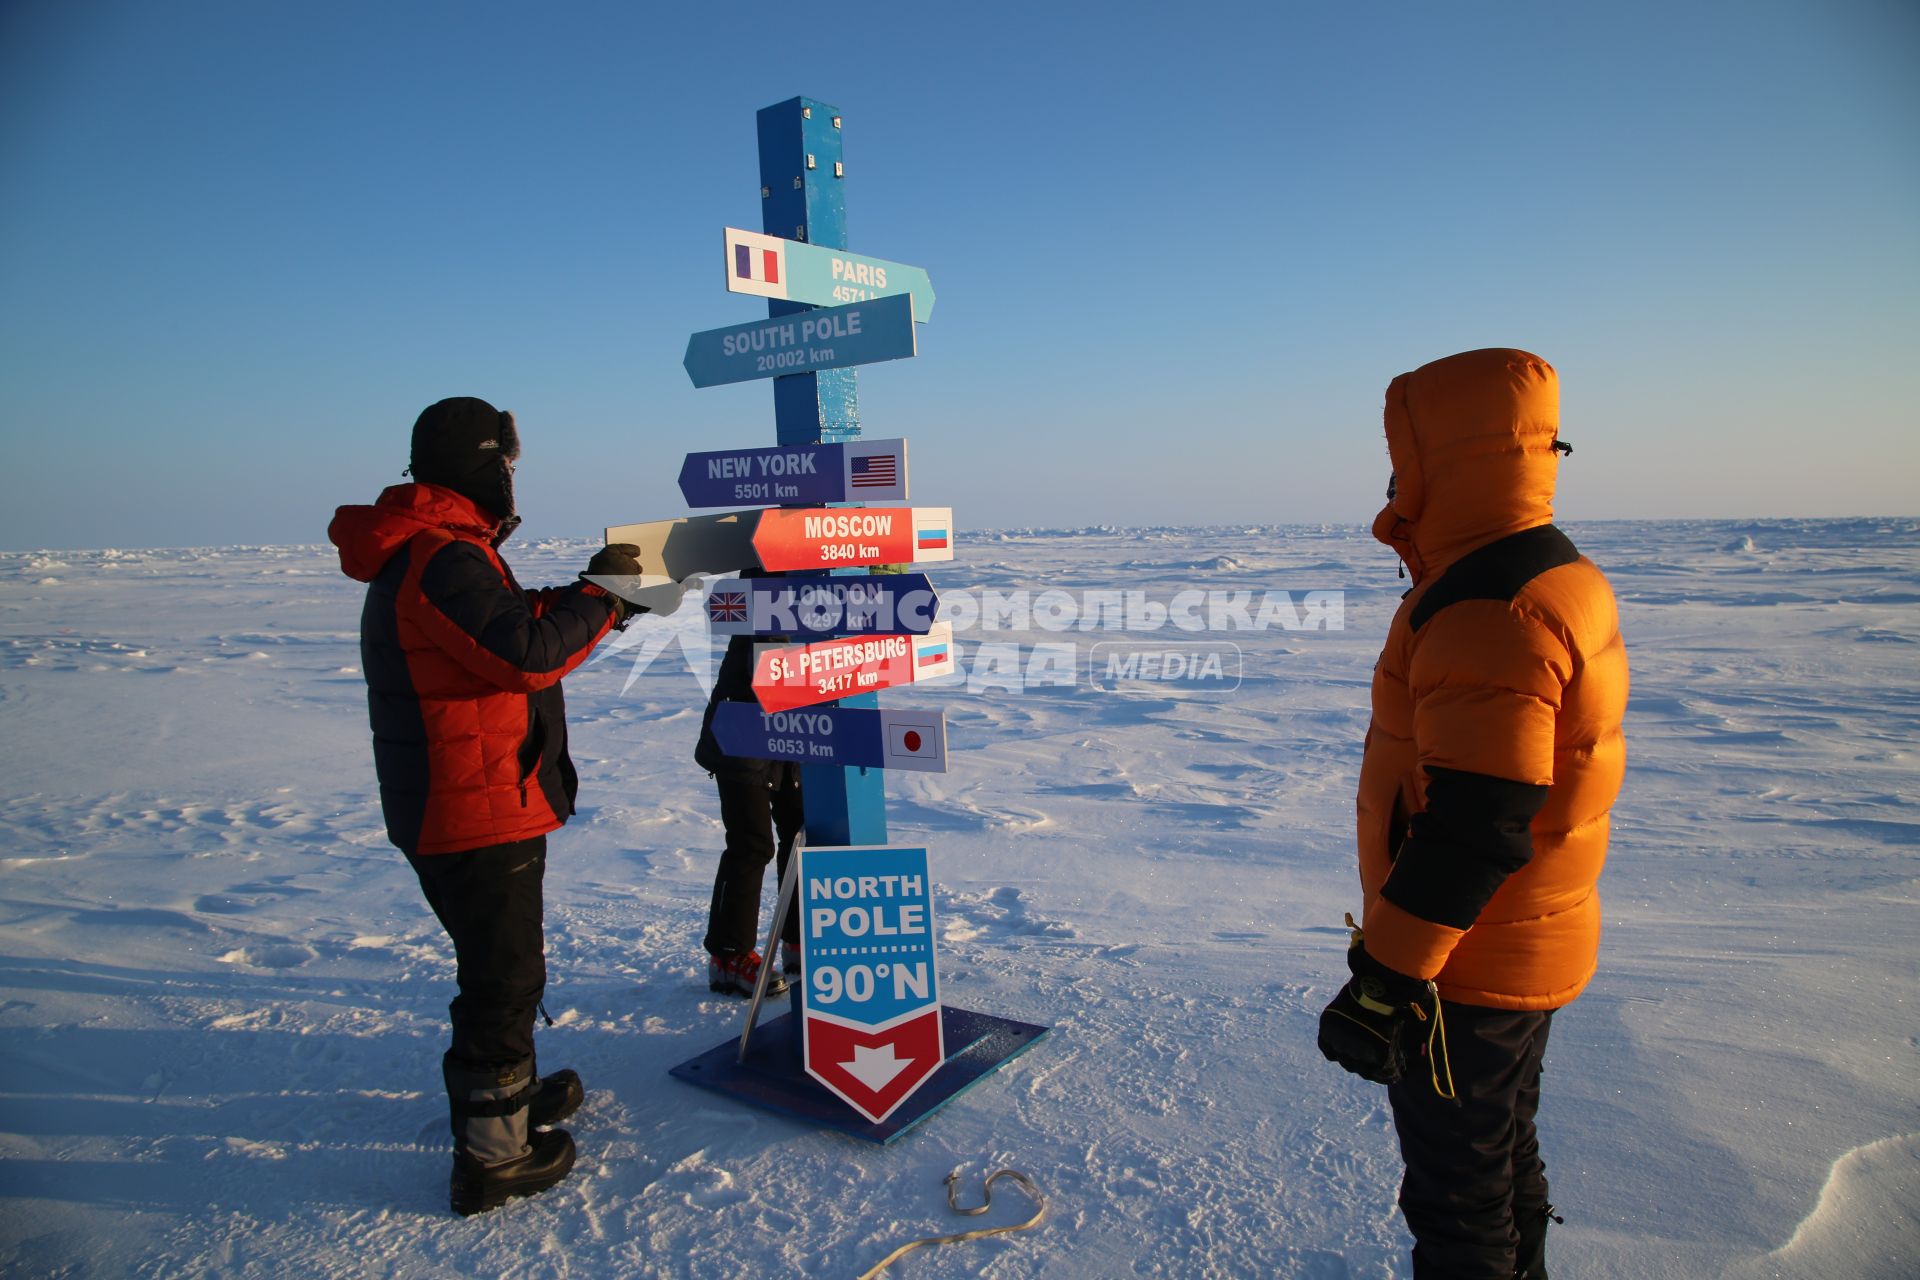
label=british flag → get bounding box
[707,590,749,623]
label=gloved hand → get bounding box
[582,543,647,626]
[1317,930,1437,1086]
[585,543,642,578]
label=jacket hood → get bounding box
[1372,347,1561,583]
[328,483,499,582]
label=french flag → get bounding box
[734,243,780,285]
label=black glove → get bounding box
[1317,931,1437,1087]
[582,543,646,626]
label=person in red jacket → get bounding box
[329,396,642,1216]
[1318,351,1627,1279]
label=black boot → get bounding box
[444,1055,576,1217]
[529,1068,583,1128]
[450,1129,575,1217]
[1513,1202,1561,1278]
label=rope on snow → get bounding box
[856,1168,1047,1279]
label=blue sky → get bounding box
[1,0,1914,548]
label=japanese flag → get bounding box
[887,721,941,761]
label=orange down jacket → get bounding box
[1356,348,1628,1011]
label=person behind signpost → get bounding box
[327,396,647,1216]
[1315,350,1627,1279]
[695,569,804,997]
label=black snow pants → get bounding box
[406,836,547,1070]
[702,768,803,956]
[1388,1004,1554,1279]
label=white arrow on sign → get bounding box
[842,1043,913,1092]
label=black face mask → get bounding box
[473,453,517,527]
[486,458,520,546]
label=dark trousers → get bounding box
[406,836,547,1071]
[703,770,803,955]
[1388,1004,1554,1279]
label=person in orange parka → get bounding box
[1317,349,1628,1279]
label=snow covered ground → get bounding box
[0,518,1915,1278]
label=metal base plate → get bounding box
[668,1005,1050,1144]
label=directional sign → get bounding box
[705,572,939,638]
[684,293,916,389]
[602,509,761,580]
[753,506,954,572]
[679,437,908,507]
[724,227,937,323]
[711,703,947,773]
[752,622,955,714]
[798,845,944,1124]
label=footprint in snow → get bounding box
[215,943,315,970]
[943,886,1076,943]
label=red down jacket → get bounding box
[328,484,617,855]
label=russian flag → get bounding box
[915,526,948,551]
[917,642,949,668]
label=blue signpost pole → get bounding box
[757,96,888,853]
[667,98,1048,1142]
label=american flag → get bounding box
[707,590,748,623]
[850,453,897,489]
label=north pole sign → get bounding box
[798,845,944,1123]
[752,506,953,572]
[662,96,1049,1145]
[751,623,955,713]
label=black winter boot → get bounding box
[444,1055,576,1216]
[1513,1202,1561,1278]
[529,1068,583,1128]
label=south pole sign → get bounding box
[751,622,955,714]
[679,438,908,507]
[798,845,944,1124]
[724,228,937,324]
[683,293,917,389]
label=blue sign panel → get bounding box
[705,573,939,638]
[724,227,937,323]
[799,845,941,1030]
[683,293,917,389]
[678,437,908,507]
[710,702,947,773]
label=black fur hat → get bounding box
[409,396,519,521]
